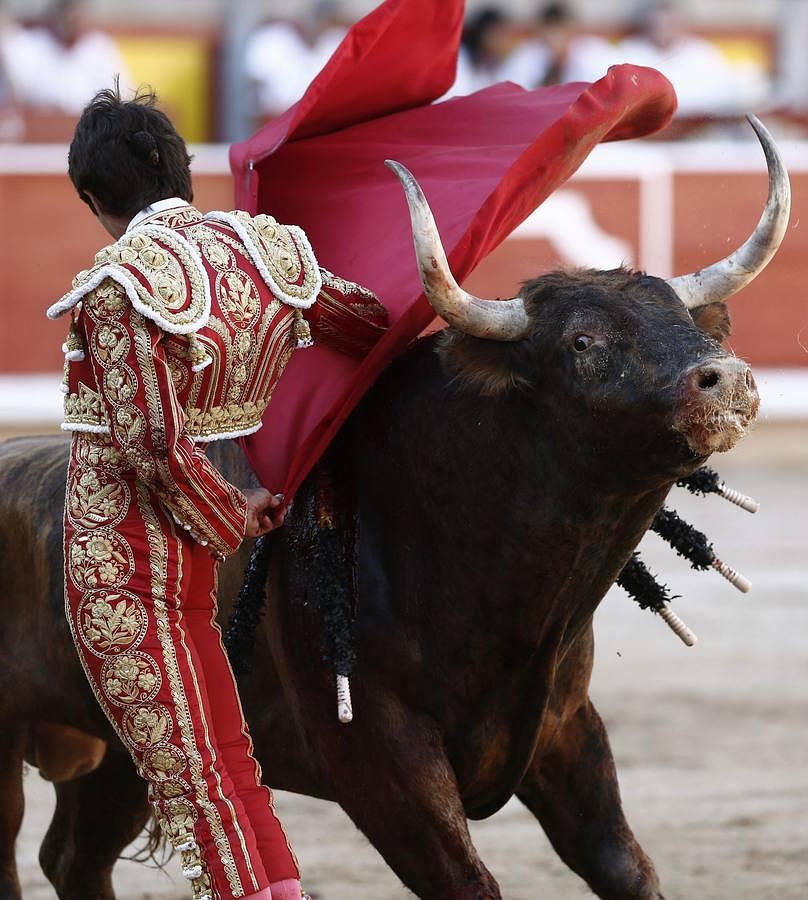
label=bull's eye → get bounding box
[573,334,593,352]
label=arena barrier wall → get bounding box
[0,140,805,422]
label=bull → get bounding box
[0,115,789,900]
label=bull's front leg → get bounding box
[0,729,25,900]
[516,697,663,899]
[39,746,149,900]
[320,695,500,900]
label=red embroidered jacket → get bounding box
[48,205,388,557]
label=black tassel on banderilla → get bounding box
[223,534,273,679]
[617,465,757,645]
[224,460,358,724]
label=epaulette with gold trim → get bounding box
[47,225,211,335]
[205,210,322,309]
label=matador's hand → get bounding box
[244,487,286,537]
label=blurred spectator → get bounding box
[449,6,515,97]
[245,1,348,118]
[0,3,22,140]
[499,2,618,88]
[0,0,131,115]
[612,0,770,114]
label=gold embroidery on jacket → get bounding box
[145,206,202,230]
[321,267,380,301]
[186,304,294,441]
[241,211,320,302]
[92,322,130,365]
[165,344,191,393]
[65,216,312,443]
[155,776,191,799]
[71,227,209,331]
[129,315,244,552]
[72,432,126,469]
[78,282,234,554]
[143,744,187,780]
[92,280,129,319]
[63,382,110,430]
[178,217,298,440]
[219,270,261,329]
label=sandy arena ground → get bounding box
[10,422,808,899]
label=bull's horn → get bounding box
[667,114,791,310]
[385,160,529,341]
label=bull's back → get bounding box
[0,435,97,725]
[0,434,69,509]
[0,434,70,615]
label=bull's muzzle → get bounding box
[674,357,760,455]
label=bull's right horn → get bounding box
[667,114,791,309]
[386,160,529,341]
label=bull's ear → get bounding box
[690,301,731,342]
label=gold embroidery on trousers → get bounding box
[68,529,135,591]
[77,589,147,656]
[136,483,246,896]
[122,703,174,749]
[67,468,130,529]
[101,651,162,706]
[65,426,215,896]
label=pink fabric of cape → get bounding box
[230,0,676,500]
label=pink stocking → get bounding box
[269,879,303,900]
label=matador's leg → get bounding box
[179,543,300,885]
[64,456,277,899]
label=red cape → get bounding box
[230,0,676,498]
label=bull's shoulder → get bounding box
[0,434,69,508]
[47,226,211,335]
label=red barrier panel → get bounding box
[1,147,806,373]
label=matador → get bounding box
[46,87,388,900]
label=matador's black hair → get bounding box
[68,81,193,221]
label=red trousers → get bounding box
[64,433,299,899]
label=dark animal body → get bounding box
[0,266,755,900]
[0,117,787,900]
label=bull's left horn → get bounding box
[385,160,529,341]
[667,115,791,310]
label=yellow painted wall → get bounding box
[117,34,214,141]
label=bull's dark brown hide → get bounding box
[0,268,744,899]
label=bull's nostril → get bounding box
[745,368,754,389]
[698,369,721,390]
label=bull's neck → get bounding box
[426,387,673,641]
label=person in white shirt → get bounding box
[244,2,348,118]
[613,0,769,115]
[446,6,516,98]
[500,2,620,89]
[1,0,131,115]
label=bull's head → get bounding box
[386,116,790,465]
